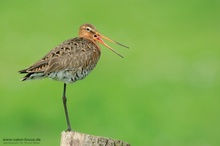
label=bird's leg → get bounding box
[62,83,72,131]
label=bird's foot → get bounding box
[65,127,72,132]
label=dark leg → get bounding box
[62,83,72,131]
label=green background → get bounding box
[0,0,220,145]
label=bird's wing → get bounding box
[19,37,99,75]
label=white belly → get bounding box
[48,69,90,84]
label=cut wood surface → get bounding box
[60,131,131,146]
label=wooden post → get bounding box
[60,131,131,146]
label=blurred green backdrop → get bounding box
[0,0,220,146]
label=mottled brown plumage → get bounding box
[19,37,101,83]
[19,23,128,131]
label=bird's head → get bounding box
[79,23,128,58]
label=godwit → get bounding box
[19,23,128,131]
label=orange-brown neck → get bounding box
[79,36,101,52]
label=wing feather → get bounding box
[19,37,100,81]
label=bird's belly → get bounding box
[48,69,90,84]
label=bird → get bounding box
[19,23,129,131]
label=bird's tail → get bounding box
[18,69,45,81]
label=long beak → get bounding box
[95,33,129,58]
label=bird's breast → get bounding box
[47,37,101,83]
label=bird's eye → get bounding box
[86,27,91,31]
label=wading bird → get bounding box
[19,23,128,131]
